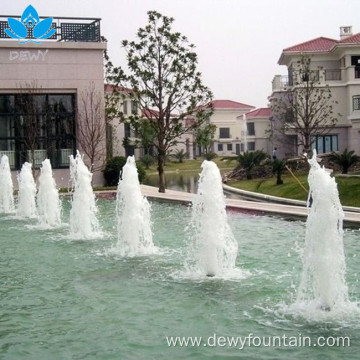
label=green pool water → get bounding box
[1,200,359,359]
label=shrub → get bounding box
[103,156,147,185]
[329,149,360,174]
[237,150,268,179]
[141,154,155,169]
[204,151,217,161]
[103,156,126,186]
[272,158,287,185]
[136,161,146,183]
[174,149,186,163]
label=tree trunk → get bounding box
[276,173,283,185]
[304,134,311,155]
[157,150,166,193]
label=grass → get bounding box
[146,157,237,174]
[228,173,360,207]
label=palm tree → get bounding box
[174,149,186,163]
[329,149,359,174]
[272,158,287,185]
[237,150,267,179]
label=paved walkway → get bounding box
[140,185,360,226]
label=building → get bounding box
[209,100,255,156]
[243,107,272,153]
[270,26,360,158]
[108,96,273,159]
[0,13,106,186]
[105,84,141,158]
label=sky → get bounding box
[2,0,360,108]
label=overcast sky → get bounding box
[2,0,360,108]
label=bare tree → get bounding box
[271,56,339,155]
[77,83,106,172]
[16,81,47,177]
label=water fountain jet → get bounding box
[296,150,350,311]
[37,159,61,227]
[17,162,37,218]
[110,156,156,256]
[186,160,239,277]
[0,155,15,213]
[69,151,100,239]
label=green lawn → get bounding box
[228,174,360,208]
[147,157,237,174]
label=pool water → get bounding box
[0,200,359,359]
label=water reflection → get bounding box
[144,171,199,193]
[143,171,242,199]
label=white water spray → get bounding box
[69,151,100,239]
[296,150,350,311]
[37,159,61,227]
[187,160,239,277]
[17,162,37,218]
[0,155,15,213]
[111,156,156,256]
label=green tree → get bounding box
[271,56,339,154]
[195,123,216,155]
[237,150,267,180]
[105,11,213,192]
[329,149,360,174]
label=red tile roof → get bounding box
[283,37,338,52]
[142,108,178,118]
[211,99,255,109]
[339,33,360,44]
[104,84,133,94]
[142,108,159,118]
[246,108,271,119]
[283,33,360,53]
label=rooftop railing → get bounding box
[0,15,101,42]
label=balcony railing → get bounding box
[272,75,289,91]
[325,69,341,81]
[0,15,101,42]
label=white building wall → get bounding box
[0,40,107,187]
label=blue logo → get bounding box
[5,5,56,44]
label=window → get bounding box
[217,143,223,151]
[123,100,128,114]
[247,142,255,151]
[351,56,360,79]
[124,123,131,138]
[302,70,319,82]
[219,128,230,138]
[355,66,360,79]
[285,109,294,123]
[0,94,75,169]
[227,143,233,151]
[353,96,360,111]
[131,100,138,114]
[311,135,338,154]
[247,122,255,136]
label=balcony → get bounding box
[272,75,289,91]
[325,69,341,81]
[0,15,101,42]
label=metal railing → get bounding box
[0,15,101,42]
[325,69,341,81]
[272,75,289,91]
